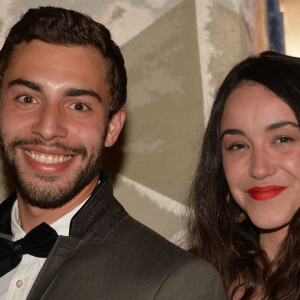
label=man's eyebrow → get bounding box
[7,80,103,103]
[7,79,41,92]
[65,89,102,103]
[266,121,299,131]
[221,129,245,140]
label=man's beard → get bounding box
[0,135,105,209]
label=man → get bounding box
[0,7,226,299]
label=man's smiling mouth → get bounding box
[25,150,72,165]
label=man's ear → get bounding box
[104,106,126,147]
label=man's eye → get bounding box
[17,95,37,104]
[70,102,89,111]
[275,136,294,144]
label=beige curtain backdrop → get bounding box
[0,0,269,244]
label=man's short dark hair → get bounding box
[0,6,127,119]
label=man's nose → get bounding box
[31,105,68,141]
[249,149,275,180]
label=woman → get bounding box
[188,51,300,299]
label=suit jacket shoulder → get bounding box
[99,216,226,300]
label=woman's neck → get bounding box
[259,223,289,261]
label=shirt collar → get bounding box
[11,197,88,241]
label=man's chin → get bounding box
[15,165,99,209]
[17,181,74,209]
[33,173,60,183]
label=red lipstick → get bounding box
[247,185,286,201]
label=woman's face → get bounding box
[220,84,300,232]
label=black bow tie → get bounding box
[0,222,58,277]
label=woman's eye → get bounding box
[228,144,247,151]
[70,102,89,111]
[17,95,37,104]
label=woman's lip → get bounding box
[247,185,287,201]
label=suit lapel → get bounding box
[70,170,128,242]
[27,236,81,300]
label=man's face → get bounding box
[0,40,124,208]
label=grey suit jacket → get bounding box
[0,171,226,299]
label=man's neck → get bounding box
[17,177,98,232]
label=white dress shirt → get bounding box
[0,199,87,300]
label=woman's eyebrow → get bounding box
[221,121,299,140]
[220,129,245,140]
[266,121,299,131]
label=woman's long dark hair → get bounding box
[188,51,300,299]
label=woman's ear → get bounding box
[104,106,126,147]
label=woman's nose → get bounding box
[249,149,275,180]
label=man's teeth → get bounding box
[25,150,72,165]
